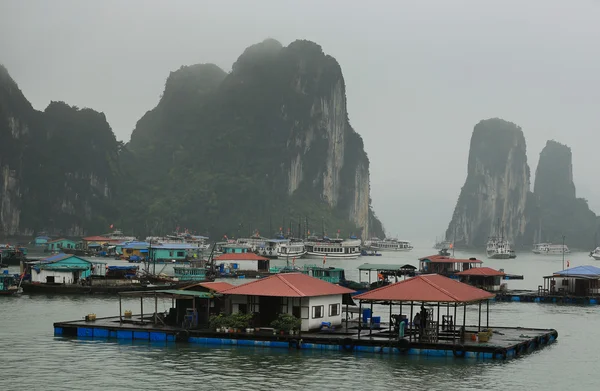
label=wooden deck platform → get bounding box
[53,315,557,360]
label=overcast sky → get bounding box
[2,0,599,243]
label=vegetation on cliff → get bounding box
[0,65,120,236]
[119,39,383,238]
[529,140,599,249]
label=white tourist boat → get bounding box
[276,241,306,259]
[433,238,453,250]
[589,247,600,260]
[364,237,413,252]
[532,243,570,255]
[486,237,512,259]
[304,236,362,259]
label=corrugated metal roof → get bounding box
[220,273,355,297]
[82,236,111,241]
[214,253,269,261]
[40,253,75,262]
[455,267,505,277]
[354,274,494,303]
[152,243,201,250]
[47,238,75,243]
[554,265,600,277]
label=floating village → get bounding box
[6,226,600,361]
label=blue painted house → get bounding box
[30,254,106,284]
[118,241,149,259]
[149,244,202,262]
[46,238,78,252]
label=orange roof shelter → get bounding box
[354,274,495,344]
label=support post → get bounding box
[358,301,362,339]
[345,303,349,332]
[453,303,457,344]
[119,295,122,323]
[486,300,489,328]
[409,301,414,343]
[140,296,144,323]
[369,302,373,335]
[154,293,158,324]
[388,302,392,340]
[436,302,440,339]
[463,303,466,333]
[478,301,482,332]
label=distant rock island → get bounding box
[0,39,384,239]
[447,118,599,250]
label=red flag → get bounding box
[323,255,326,265]
[110,224,114,229]
[567,260,570,268]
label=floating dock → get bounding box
[53,315,557,360]
[495,290,599,305]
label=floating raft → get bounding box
[495,291,599,305]
[53,316,557,360]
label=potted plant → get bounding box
[270,313,301,335]
[209,314,226,332]
[229,312,253,333]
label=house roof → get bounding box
[419,256,483,264]
[192,281,235,293]
[214,253,269,261]
[553,265,600,278]
[220,273,355,297]
[354,274,494,303]
[455,267,505,277]
[152,243,202,250]
[82,236,111,241]
[120,241,150,249]
[37,253,106,265]
[47,238,76,244]
[358,263,417,271]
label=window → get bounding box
[329,303,340,317]
[292,306,301,318]
[238,304,248,314]
[562,279,568,286]
[176,251,185,257]
[312,305,324,319]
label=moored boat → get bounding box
[533,243,570,255]
[0,272,19,295]
[364,237,413,252]
[590,247,600,260]
[304,236,362,259]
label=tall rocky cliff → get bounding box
[120,39,383,238]
[446,119,531,247]
[447,120,599,249]
[0,65,119,236]
[527,140,599,248]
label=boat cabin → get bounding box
[358,263,417,286]
[0,271,18,295]
[29,254,106,284]
[455,267,506,292]
[542,266,600,296]
[34,236,51,247]
[418,255,483,276]
[302,265,345,284]
[150,243,202,262]
[213,253,270,273]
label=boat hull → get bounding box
[276,251,307,260]
[487,253,511,260]
[591,254,600,260]
[304,252,360,260]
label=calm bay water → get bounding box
[1,244,598,390]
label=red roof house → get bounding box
[221,273,355,331]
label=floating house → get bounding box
[214,253,270,272]
[34,236,51,247]
[46,239,78,252]
[456,267,506,292]
[29,254,106,284]
[220,273,354,331]
[358,263,417,285]
[150,243,202,262]
[418,255,483,276]
[82,236,122,251]
[53,273,558,360]
[119,241,149,259]
[542,265,600,296]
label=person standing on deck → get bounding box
[420,303,427,332]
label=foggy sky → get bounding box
[2,0,600,243]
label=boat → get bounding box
[304,236,362,259]
[0,244,27,266]
[486,237,512,259]
[363,237,413,252]
[433,238,453,250]
[590,247,600,260]
[533,243,570,255]
[235,232,268,252]
[509,250,517,259]
[0,272,19,295]
[275,240,306,259]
